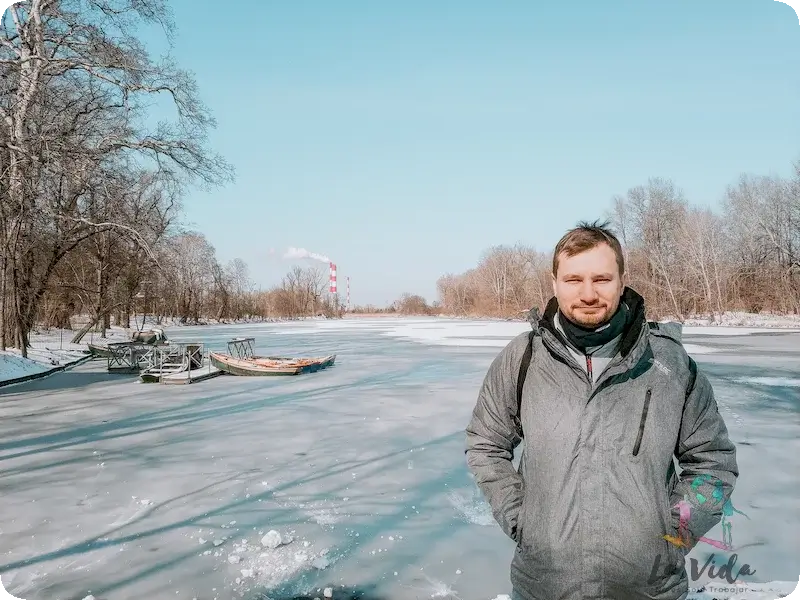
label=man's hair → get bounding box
[552,219,625,276]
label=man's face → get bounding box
[551,243,624,328]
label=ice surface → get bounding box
[0,317,797,599]
[270,315,799,352]
[682,344,721,354]
[733,376,800,388]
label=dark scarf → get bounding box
[558,301,631,352]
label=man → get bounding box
[465,221,738,600]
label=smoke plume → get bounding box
[284,247,332,264]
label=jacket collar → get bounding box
[554,311,623,358]
[533,287,652,381]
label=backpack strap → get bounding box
[514,330,535,437]
[648,320,683,343]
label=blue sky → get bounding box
[146,0,799,306]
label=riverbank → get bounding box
[0,326,131,388]
[0,316,330,387]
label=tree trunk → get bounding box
[70,302,124,344]
[0,254,6,351]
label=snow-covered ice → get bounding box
[0,317,797,599]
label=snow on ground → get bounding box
[680,312,800,329]
[0,318,798,599]
[0,346,89,386]
[0,352,51,381]
[679,327,800,337]
[25,325,130,354]
[0,327,131,386]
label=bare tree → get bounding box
[394,293,433,315]
[0,0,233,354]
[436,272,476,316]
[679,207,725,319]
[436,166,800,320]
[618,178,688,318]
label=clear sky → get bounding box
[146,0,800,306]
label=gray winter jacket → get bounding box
[465,288,738,600]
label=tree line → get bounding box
[44,229,344,344]
[0,1,346,355]
[433,167,800,320]
[4,3,796,354]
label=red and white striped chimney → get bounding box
[329,262,337,294]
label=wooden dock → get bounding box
[160,364,223,385]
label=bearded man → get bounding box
[465,220,738,600]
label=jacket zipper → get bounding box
[632,389,652,456]
[586,355,593,381]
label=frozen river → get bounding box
[0,318,798,600]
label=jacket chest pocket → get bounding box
[626,385,682,464]
[603,387,660,457]
[632,389,652,456]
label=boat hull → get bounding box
[88,343,113,358]
[209,352,336,376]
[140,372,162,383]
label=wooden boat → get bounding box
[209,352,336,376]
[209,337,336,376]
[131,327,167,344]
[88,343,114,358]
[88,328,168,358]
